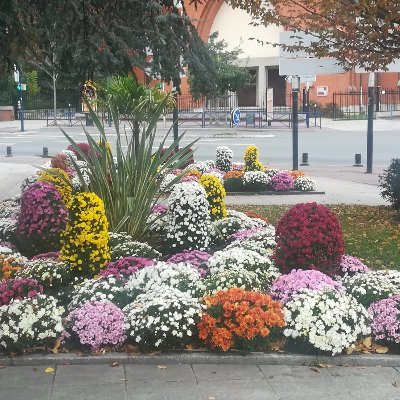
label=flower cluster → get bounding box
[294,176,317,191]
[284,289,371,355]
[228,226,276,250]
[166,182,212,251]
[51,153,73,175]
[63,301,126,351]
[288,170,305,179]
[31,251,60,261]
[124,287,202,350]
[0,278,43,306]
[224,170,244,180]
[244,145,264,172]
[67,142,91,160]
[160,173,177,192]
[147,205,168,235]
[269,171,294,191]
[198,288,285,351]
[0,252,27,279]
[17,181,68,255]
[38,168,72,207]
[61,192,110,277]
[243,171,270,191]
[0,294,64,352]
[271,269,344,304]
[199,174,227,220]
[340,271,399,307]
[125,261,201,299]
[274,203,344,276]
[201,269,262,296]
[110,240,161,261]
[369,296,400,344]
[215,146,233,172]
[264,168,279,178]
[99,257,154,279]
[166,250,211,277]
[339,255,371,275]
[69,275,128,309]
[21,174,39,193]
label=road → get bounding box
[0,119,399,171]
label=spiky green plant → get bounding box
[61,95,196,240]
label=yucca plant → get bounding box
[61,95,197,240]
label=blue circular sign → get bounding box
[231,108,240,125]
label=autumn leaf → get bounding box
[317,363,334,368]
[310,367,320,373]
[346,347,354,355]
[111,362,119,367]
[156,365,167,369]
[374,345,389,354]
[44,367,55,373]
[125,344,140,354]
[362,337,372,349]
[51,338,61,354]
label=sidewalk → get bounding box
[1,363,399,400]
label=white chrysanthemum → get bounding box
[284,288,371,355]
[294,176,317,191]
[215,146,233,172]
[125,261,201,299]
[243,171,270,188]
[123,287,202,349]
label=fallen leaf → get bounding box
[310,367,320,373]
[185,344,194,350]
[120,378,127,382]
[375,345,389,354]
[51,338,61,354]
[0,365,6,369]
[208,397,216,400]
[392,382,398,387]
[345,347,354,355]
[156,365,167,369]
[44,367,55,373]
[125,344,140,354]
[149,351,161,356]
[317,364,334,369]
[111,362,119,367]
[362,337,372,349]
[342,364,352,367]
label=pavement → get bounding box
[2,362,400,400]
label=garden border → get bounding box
[1,352,399,367]
[226,191,326,196]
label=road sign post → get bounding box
[231,108,241,127]
[292,76,300,171]
[367,72,375,174]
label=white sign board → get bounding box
[299,75,316,83]
[279,31,347,76]
[317,86,328,96]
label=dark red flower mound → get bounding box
[273,203,344,276]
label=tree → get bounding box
[0,0,215,94]
[188,32,251,98]
[227,0,400,71]
[98,75,174,152]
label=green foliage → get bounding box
[25,70,40,95]
[189,32,250,98]
[380,159,400,211]
[62,95,197,240]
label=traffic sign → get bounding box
[16,84,27,91]
[231,108,240,126]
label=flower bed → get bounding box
[0,141,397,358]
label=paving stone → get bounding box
[126,381,202,400]
[192,363,264,381]
[0,366,55,388]
[198,379,279,400]
[125,364,196,382]
[51,382,126,400]
[260,365,333,379]
[54,364,125,387]
[1,384,52,400]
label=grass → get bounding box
[231,205,400,270]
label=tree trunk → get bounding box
[53,72,57,125]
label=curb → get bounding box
[226,191,326,196]
[2,352,400,367]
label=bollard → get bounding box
[42,147,49,158]
[354,153,363,167]
[300,152,309,166]
[6,146,12,157]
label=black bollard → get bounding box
[43,147,49,158]
[354,153,363,167]
[300,152,309,166]
[6,146,12,157]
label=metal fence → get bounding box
[333,88,400,120]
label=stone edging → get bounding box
[2,352,400,367]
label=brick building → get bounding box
[146,0,400,108]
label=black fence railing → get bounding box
[333,88,400,120]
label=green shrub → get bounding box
[380,158,400,214]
